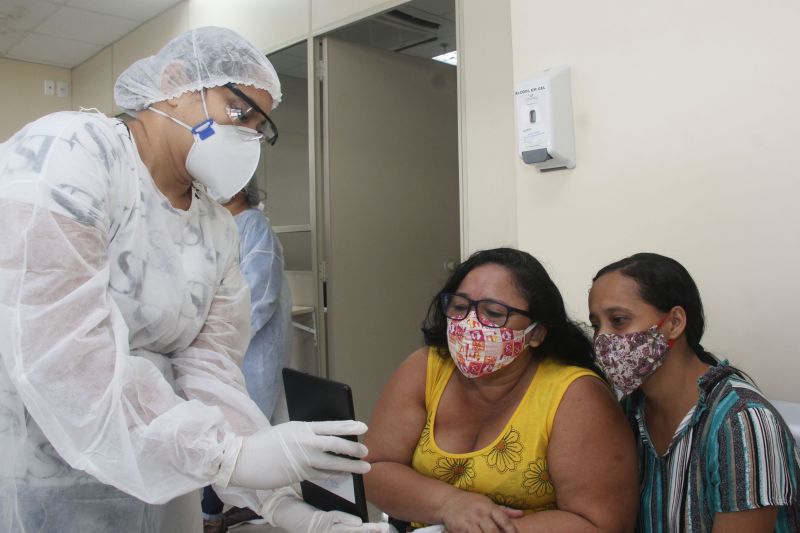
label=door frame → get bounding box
[307,2,465,377]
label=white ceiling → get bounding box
[0,0,185,68]
[0,0,454,72]
[269,0,455,80]
[331,0,455,60]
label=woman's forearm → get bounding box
[365,461,460,525]
[514,509,628,533]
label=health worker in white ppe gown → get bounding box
[224,177,292,423]
[0,26,385,533]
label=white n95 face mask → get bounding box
[185,121,261,202]
[149,90,261,202]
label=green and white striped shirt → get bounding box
[623,361,800,532]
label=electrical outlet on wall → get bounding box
[56,80,69,98]
[44,80,55,96]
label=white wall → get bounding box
[65,0,800,400]
[0,58,72,141]
[502,0,800,401]
[72,2,191,117]
[457,0,517,252]
[111,2,190,116]
[65,0,411,358]
[188,0,308,53]
[72,47,113,114]
[71,0,404,114]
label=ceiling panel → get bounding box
[0,0,59,31]
[0,27,24,54]
[0,0,183,67]
[37,6,139,45]
[0,0,453,69]
[64,0,180,23]
[7,31,102,67]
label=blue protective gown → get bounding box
[234,208,292,420]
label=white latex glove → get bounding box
[229,420,371,490]
[268,489,392,533]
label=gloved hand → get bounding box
[229,420,371,490]
[269,489,392,533]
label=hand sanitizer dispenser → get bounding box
[515,65,575,171]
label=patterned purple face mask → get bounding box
[593,323,671,395]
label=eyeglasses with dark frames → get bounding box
[440,293,533,328]
[223,83,279,146]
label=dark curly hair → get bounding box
[422,248,600,373]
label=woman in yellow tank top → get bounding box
[364,248,639,532]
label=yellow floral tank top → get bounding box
[411,347,600,513]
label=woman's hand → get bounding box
[439,491,522,533]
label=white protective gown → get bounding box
[0,111,272,533]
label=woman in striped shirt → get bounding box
[588,253,800,532]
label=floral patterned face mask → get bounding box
[593,317,673,395]
[447,311,538,378]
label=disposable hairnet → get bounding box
[243,176,261,207]
[114,26,281,112]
